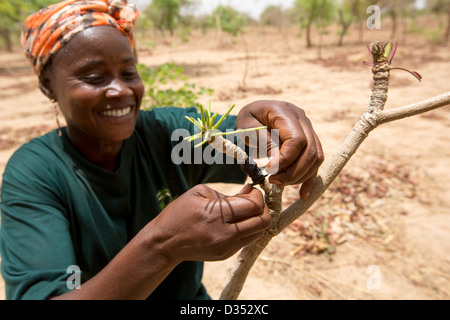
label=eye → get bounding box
[122,69,139,80]
[82,74,105,85]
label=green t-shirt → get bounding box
[0,107,246,300]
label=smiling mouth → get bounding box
[100,106,133,118]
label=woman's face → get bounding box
[42,26,144,145]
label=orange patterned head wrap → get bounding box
[21,0,140,76]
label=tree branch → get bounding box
[219,181,283,300]
[277,90,450,233]
[218,41,450,300]
[379,92,450,124]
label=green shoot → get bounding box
[383,41,393,59]
[184,102,267,148]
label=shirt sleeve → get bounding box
[148,107,248,187]
[0,144,77,300]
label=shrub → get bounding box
[137,63,213,110]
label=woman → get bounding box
[0,0,323,300]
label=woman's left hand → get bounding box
[236,100,324,201]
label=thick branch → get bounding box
[218,223,273,300]
[219,181,283,300]
[379,92,450,125]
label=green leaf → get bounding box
[213,104,236,130]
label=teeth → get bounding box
[101,106,132,118]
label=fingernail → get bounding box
[238,184,253,194]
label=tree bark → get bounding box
[338,9,352,47]
[445,2,450,44]
[0,29,13,52]
[306,20,313,48]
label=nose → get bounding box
[105,79,133,99]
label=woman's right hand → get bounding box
[149,184,271,264]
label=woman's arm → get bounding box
[50,223,176,300]
[51,184,270,300]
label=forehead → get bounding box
[50,26,133,70]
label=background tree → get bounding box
[430,0,450,44]
[0,0,56,52]
[377,0,415,40]
[347,0,373,43]
[336,0,358,46]
[210,5,252,88]
[293,0,334,48]
[260,5,285,29]
[145,0,196,36]
[210,5,247,37]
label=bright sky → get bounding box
[130,0,295,19]
[130,0,428,20]
[193,0,296,19]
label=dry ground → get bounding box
[0,24,449,300]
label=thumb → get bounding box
[237,183,253,195]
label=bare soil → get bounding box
[1,25,449,300]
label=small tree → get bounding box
[378,0,416,40]
[336,0,357,46]
[350,0,373,43]
[293,0,335,48]
[210,5,246,37]
[145,0,196,36]
[260,5,285,29]
[210,5,251,89]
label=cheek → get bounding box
[58,85,102,122]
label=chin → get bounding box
[111,129,135,142]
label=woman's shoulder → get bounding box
[1,130,70,204]
[3,130,64,176]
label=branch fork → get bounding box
[215,41,450,300]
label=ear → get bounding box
[38,70,56,101]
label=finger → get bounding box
[237,126,266,149]
[313,130,325,168]
[221,188,265,223]
[269,116,317,185]
[232,204,271,236]
[236,183,253,196]
[299,170,318,201]
[292,132,323,199]
[238,128,279,165]
[266,124,306,175]
[237,116,272,155]
[272,145,321,186]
